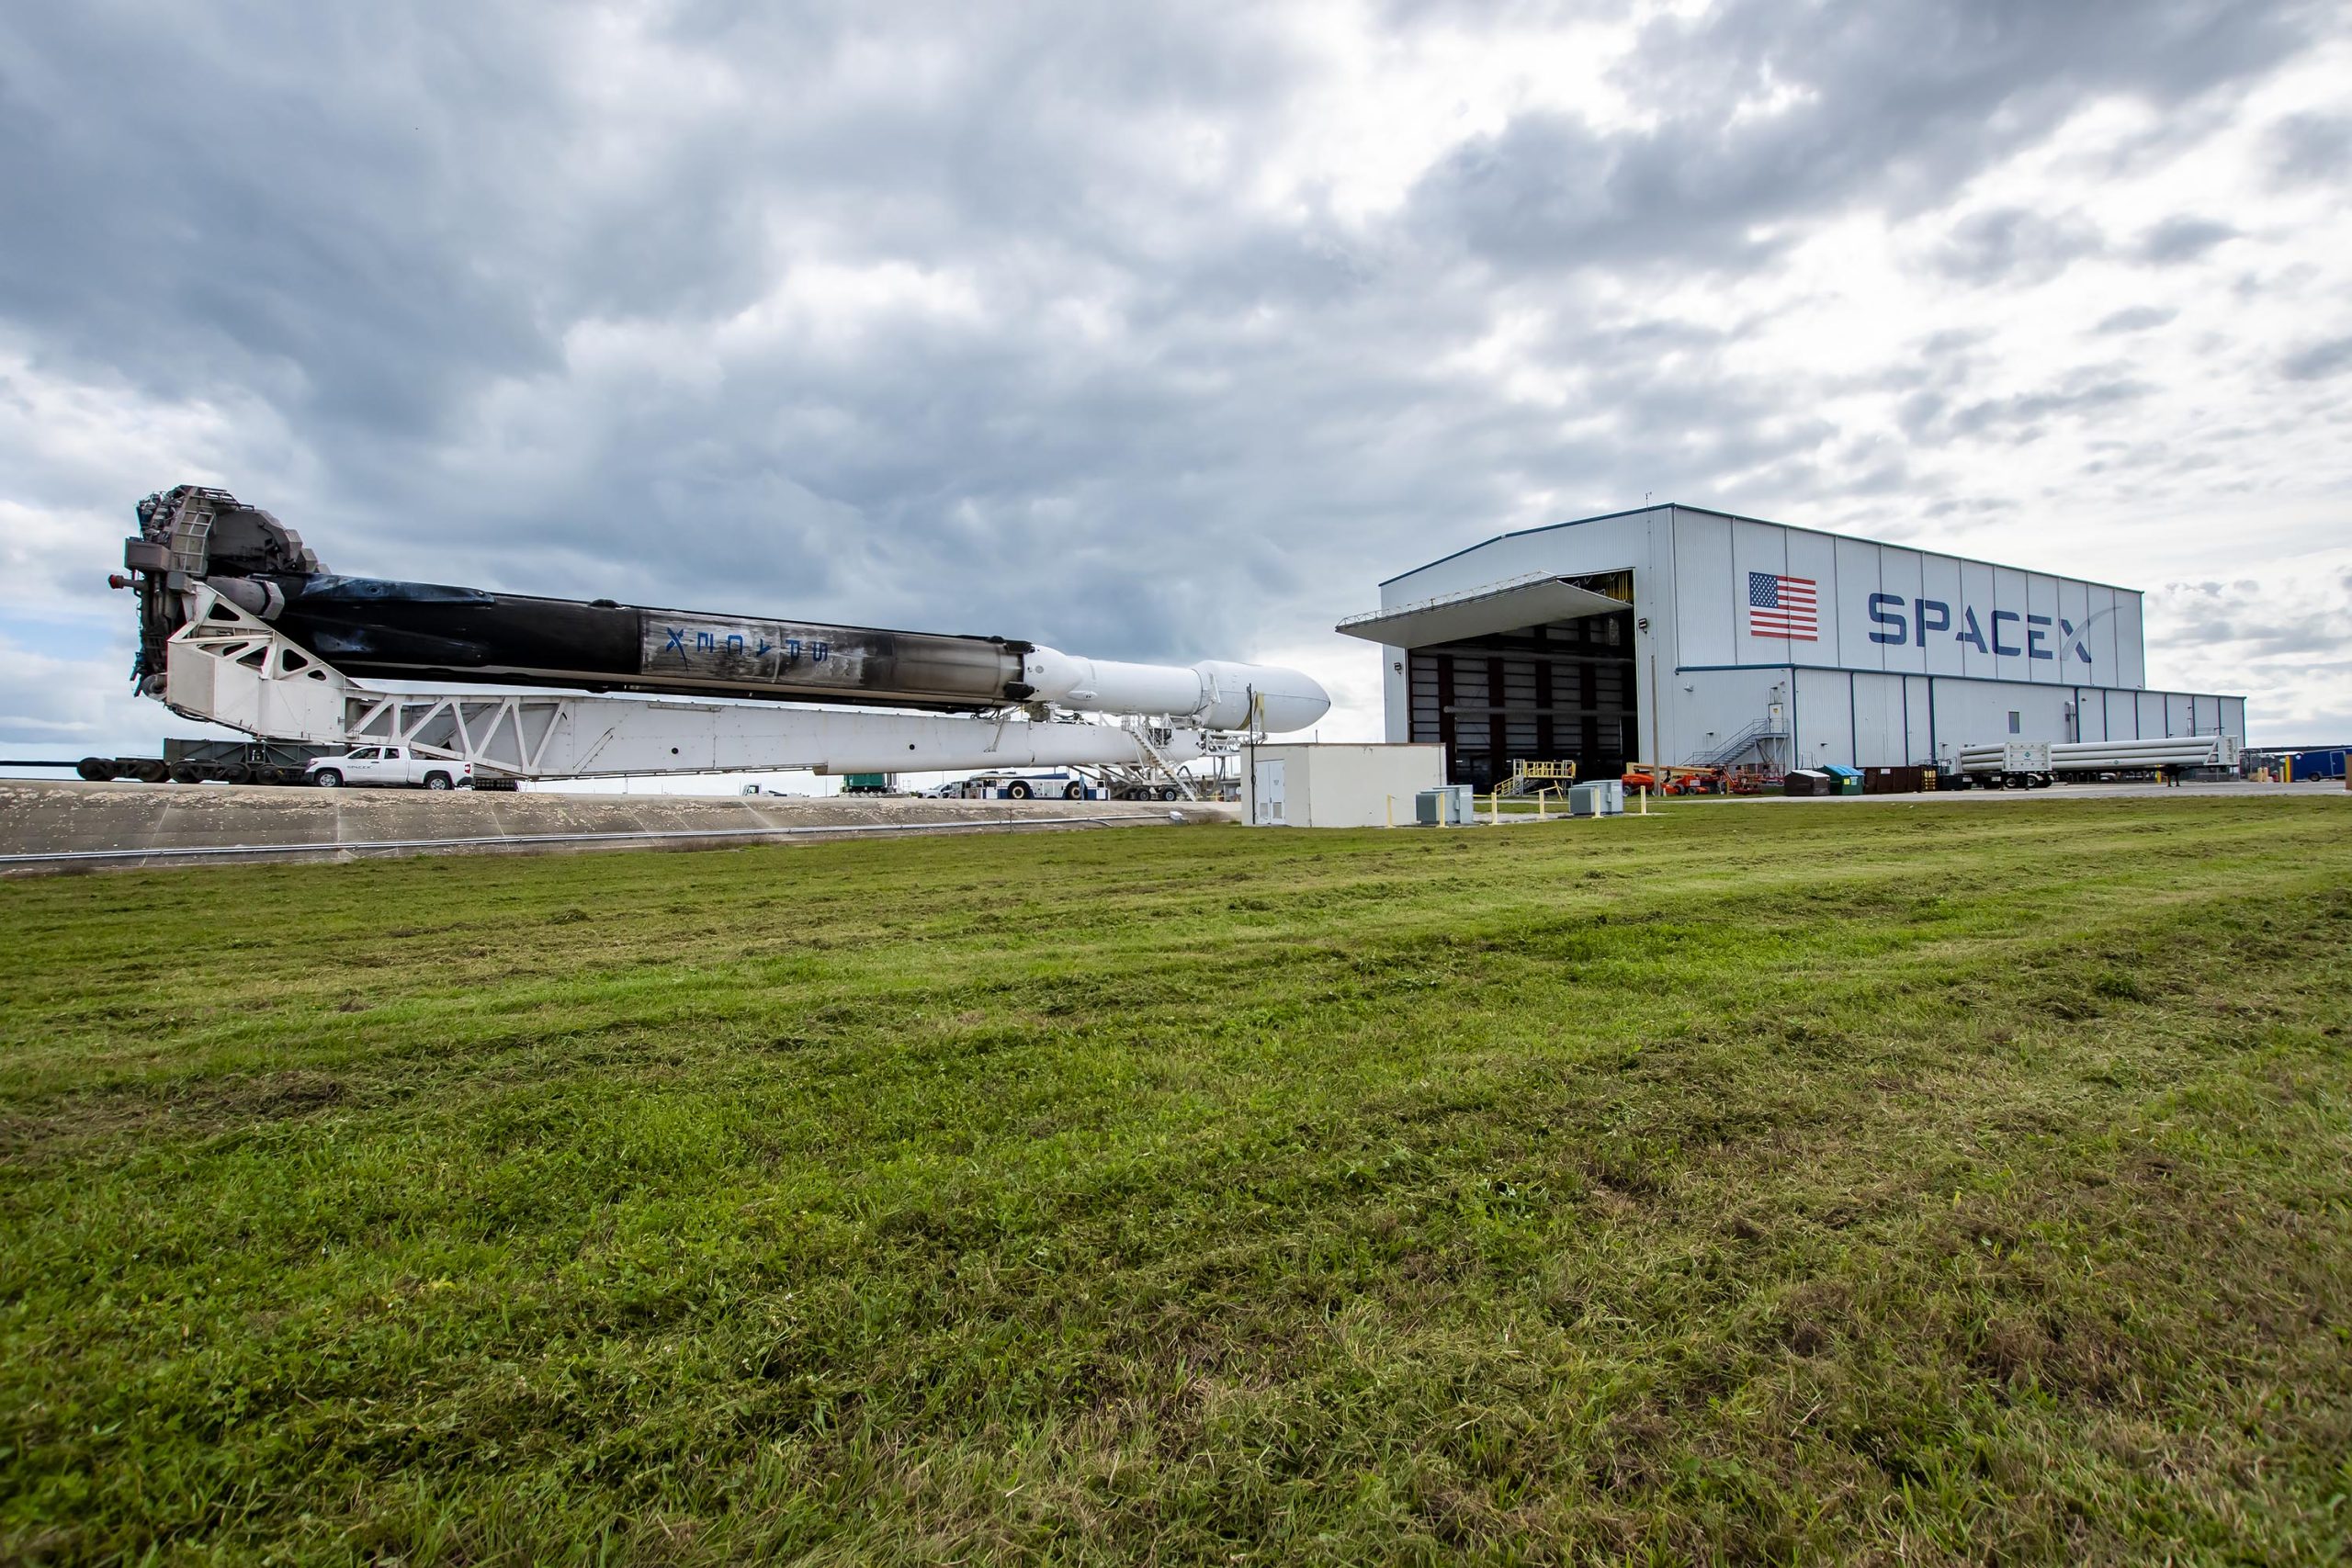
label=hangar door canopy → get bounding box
[1338,571,1636,792]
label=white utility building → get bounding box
[1339,504,2245,790]
[1242,742,1444,828]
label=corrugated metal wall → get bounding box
[1373,506,2245,771]
[1668,509,2147,690]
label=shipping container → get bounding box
[1863,765,1924,794]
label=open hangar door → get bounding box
[1339,572,1637,792]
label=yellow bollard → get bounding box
[1385,794,1394,828]
[1639,786,1649,816]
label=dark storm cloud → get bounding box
[2093,306,2177,334]
[0,0,2335,739]
[2278,335,2352,381]
[1911,371,2154,444]
[2135,216,2238,264]
[1931,209,2105,287]
[1408,0,2308,274]
[2266,111,2352,183]
[2154,570,2352,658]
[0,7,571,434]
[0,0,1362,648]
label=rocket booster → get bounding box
[127,487,1329,732]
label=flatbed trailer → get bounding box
[1943,736,2239,788]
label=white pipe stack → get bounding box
[1955,736,2230,773]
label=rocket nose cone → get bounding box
[1193,660,1329,731]
[1246,665,1331,733]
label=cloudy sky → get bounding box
[4,0,2348,766]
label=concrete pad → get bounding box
[0,782,1234,874]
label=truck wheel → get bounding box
[1158,785,1180,801]
[313,769,344,788]
[1063,782,1084,799]
[1006,781,1033,799]
[424,772,453,791]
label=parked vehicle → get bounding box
[306,745,471,790]
[940,771,1094,800]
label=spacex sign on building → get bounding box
[1339,503,2245,788]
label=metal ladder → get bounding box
[1127,723,1201,801]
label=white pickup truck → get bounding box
[305,745,472,791]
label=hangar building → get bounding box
[1338,504,2246,789]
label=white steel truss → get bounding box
[162,586,1213,781]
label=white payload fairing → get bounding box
[1014,649,1329,733]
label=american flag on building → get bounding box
[1747,571,1818,640]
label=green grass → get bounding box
[3,797,2349,1565]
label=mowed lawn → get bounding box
[2,799,2349,1565]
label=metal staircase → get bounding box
[1125,722,1202,801]
[1692,717,1787,770]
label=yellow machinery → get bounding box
[1496,759,1577,797]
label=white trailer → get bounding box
[1949,734,2239,788]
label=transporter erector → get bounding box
[113,485,1328,794]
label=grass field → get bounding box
[3,797,2349,1564]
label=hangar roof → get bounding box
[1377,502,2143,596]
[1335,572,1629,647]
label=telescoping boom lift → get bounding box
[112,486,1330,794]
